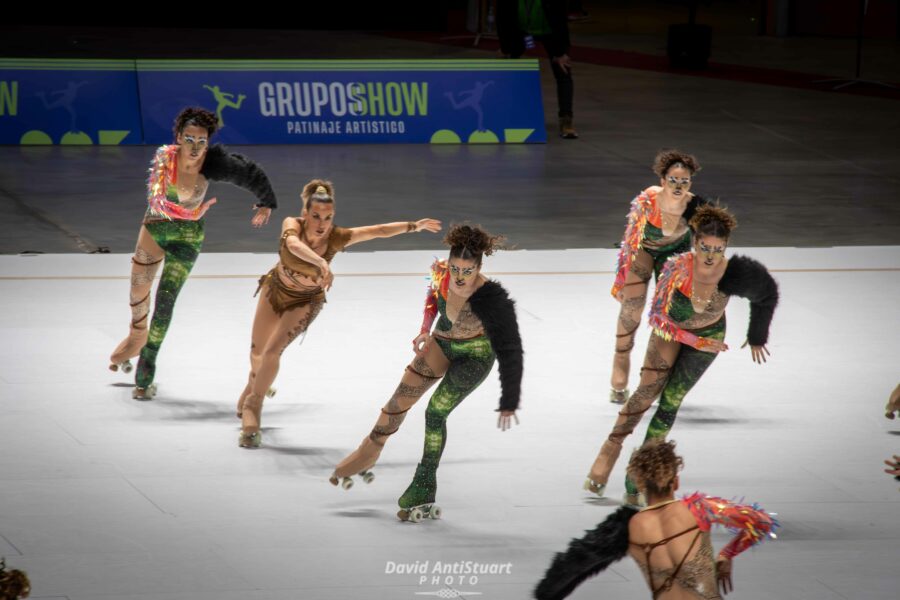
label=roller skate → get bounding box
[583,478,606,497]
[331,435,386,490]
[397,463,441,523]
[397,503,442,523]
[623,491,647,508]
[238,430,262,449]
[329,469,375,490]
[133,347,158,401]
[109,320,148,373]
[609,387,630,405]
[132,383,157,400]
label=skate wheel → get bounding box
[122,360,133,374]
[329,475,339,486]
[266,387,277,398]
[361,470,375,484]
[428,505,442,520]
[583,479,605,497]
[341,477,354,490]
[408,508,423,523]
[109,363,119,372]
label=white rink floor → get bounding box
[1,246,898,600]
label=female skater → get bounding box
[587,205,779,505]
[610,150,707,404]
[108,107,278,399]
[330,224,523,523]
[537,439,777,600]
[236,179,441,448]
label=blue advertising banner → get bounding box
[136,59,546,144]
[0,59,143,145]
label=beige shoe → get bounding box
[559,115,579,139]
[609,387,630,404]
[238,431,262,449]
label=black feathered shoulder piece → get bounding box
[718,254,779,346]
[201,144,278,209]
[534,505,638,600]
[682,194,709,223]
[468,280,523,412]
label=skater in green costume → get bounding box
[331,224,524,523]
[586,206,779,506]
[609,150,707,405]
[107,107,278,399]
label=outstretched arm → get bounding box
[686,493,778,560]
[534,506,638,600]
[469,281,524,413]
[345,218,441,248]
[201,145,278,210]
[718,255,779,363]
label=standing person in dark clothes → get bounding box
[497,0,578,139]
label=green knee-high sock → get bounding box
[625,322,725,496]
[136,220,204,388]
[398,337,494,509]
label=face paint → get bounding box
[182,135,207,157]
[178,125,210,162]
[448,258,480,293]
[697,238,727,266]
[662,165,693,198]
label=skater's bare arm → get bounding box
[345,218,441,247]
[281,218,328,269]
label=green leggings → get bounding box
[625,320,726,496]
[136,219,205,388]
[398,336,496,509]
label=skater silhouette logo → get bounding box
[202,84,246,128]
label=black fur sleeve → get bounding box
[682,194,709,223]
[534,506,638,600]
[718,255,779,346]
[201,144,278,209]
[468,280,523,412]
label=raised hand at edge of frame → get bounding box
[715,556,733,595]
[697,338,728,354]
[741,340,770,364]
[251,206,272,228]
[413,218,442,233]
[884,384,900,419]
[496,410,519,432]
[412,333,430,356]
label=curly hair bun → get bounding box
[626,439,684,497]
[444,224,505,262]
[653,149,701,178]
[690,204,737,239]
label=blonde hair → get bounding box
[300,179,334,211]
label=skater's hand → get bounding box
[497,410,519,432]
[697,338,728,354]
[553,54,572,74]
[885,455,900,478]
[251,206,272,228]
[741,340,770,364]
[716,556,733,595]
[317,261,334,291]
[413,218,442,234]
[885,384,900,419]
[412,333,430,355]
